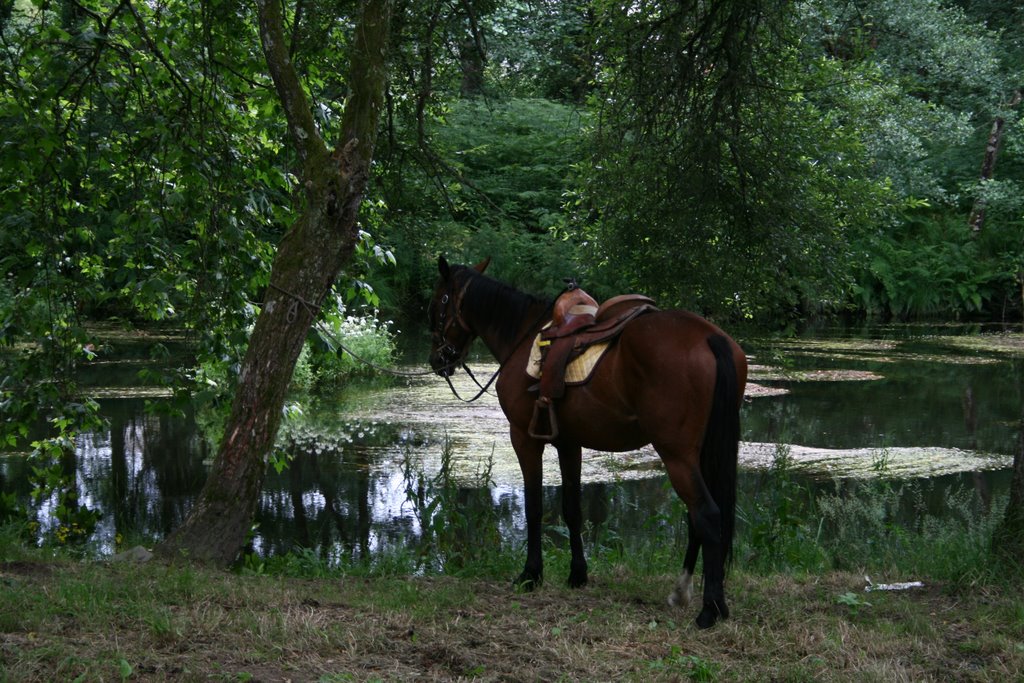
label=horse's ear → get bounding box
[473,256,491,274]
[438,255,451,281]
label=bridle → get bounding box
[433,274,474,376]
[432,271,504,402]
[432,270,561,403]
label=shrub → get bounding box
[291,307,398,391]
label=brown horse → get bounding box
[428,257,747,628]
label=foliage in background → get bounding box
[374,96,584,306]
[0,0,399,439]
[853,210,1023,318]
[802,0,1009,203]
[574,0,891,319]
[482,0,594,101]
[806,0,1024,320]
[367,0,1023,322]
[0,1,281,454]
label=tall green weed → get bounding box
[738,444,827,574]
[400,438,511,576]
[816,477,1001,582]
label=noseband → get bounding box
[435,275,474,373]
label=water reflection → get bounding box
[744,342,1022,455]
[1,328,1019,559]
[82,403,207,549]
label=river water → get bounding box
[2,324,1021,560]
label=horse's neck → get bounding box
[473,295,549,364]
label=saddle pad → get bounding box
[526,326,612,384]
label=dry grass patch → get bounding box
[1,560,1022,681]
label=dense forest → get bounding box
[3,1,1022,331]
[1,1,1022,533]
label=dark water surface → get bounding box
[2,324,1020,559]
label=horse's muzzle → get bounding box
[430,345,460,377]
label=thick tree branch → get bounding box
[256,0,327,168]
[458,0,487,61]
[969,89,1021,236]
[338,0,393,172]
[289,0,306,60]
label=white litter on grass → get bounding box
[864,575,925,592]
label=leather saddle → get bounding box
[528,286,657,441]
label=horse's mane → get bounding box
[455,266,550,340]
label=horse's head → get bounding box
[428,255,490,376]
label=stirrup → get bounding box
[528,397,558,441]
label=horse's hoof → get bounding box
[567,558,588,588]
[513,571,542,592]
[667,572,694,607]
[695,600,729,629]
[567,571,588,588]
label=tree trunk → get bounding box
[459,36,485,97]
[458,0,486,97]
[995,404,1024,561]
[155,0,392,566]
[969,90,1021,236]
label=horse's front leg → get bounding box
[556,444,587,587]
[511,427,544,590]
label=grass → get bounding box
[1,552,1022,682]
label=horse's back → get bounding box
[614,309,746,388]
[536,308,745,451]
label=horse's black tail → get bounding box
[700,334,740,567]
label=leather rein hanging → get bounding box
[436,273,558,404]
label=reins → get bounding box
[437,274,560,403]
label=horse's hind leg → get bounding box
[662,458,728,629]
[668,516,699,607]
[557,444,588,587]
[691,479,729,628]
